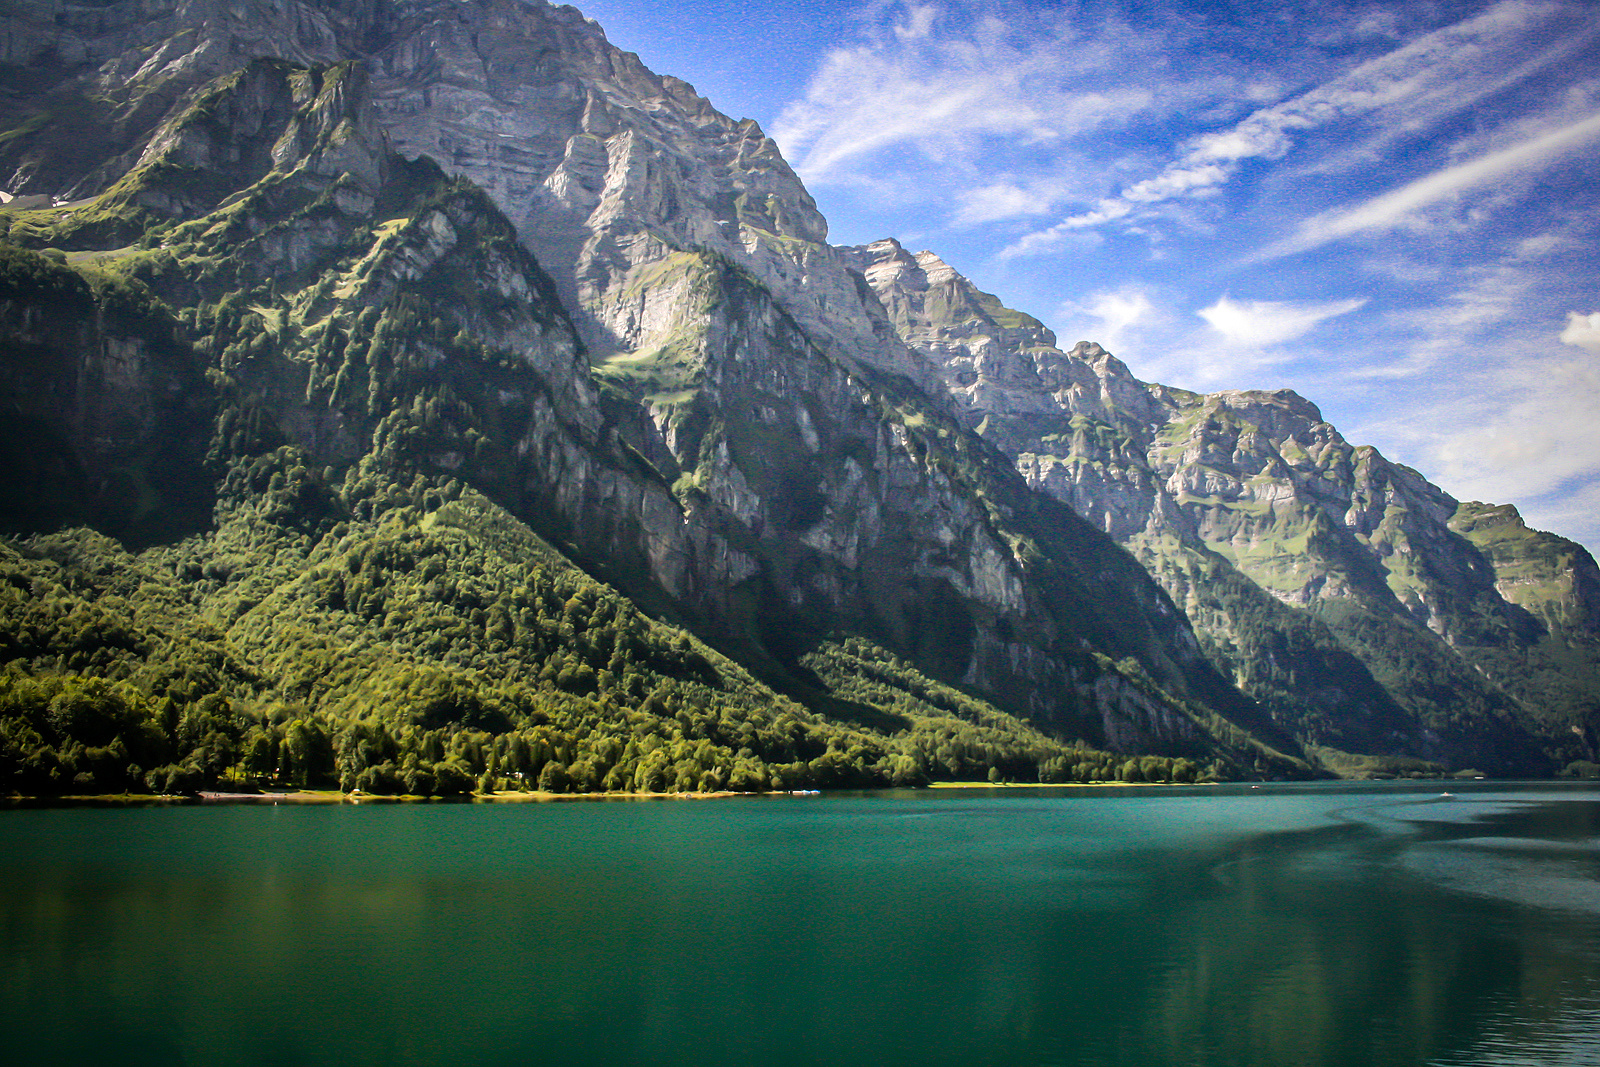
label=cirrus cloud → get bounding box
[772,4,1150,182]
[1197,295,1368,348]
[770,0,1253,218]
[1003,0,1600,257]
[1258,109,1600,260]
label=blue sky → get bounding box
[574,0,1600,552]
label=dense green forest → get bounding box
[0,466,1211,797]
[0,59,1262,797]
[4,51,1584,797]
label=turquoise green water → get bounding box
[2,781,1597,1066]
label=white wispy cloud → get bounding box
[1309,228,1586,400]
[952,179,1067,225]
[1060,288,1163,356]
[1003,0,1593,256]
[1197,295,1367,348]
[772,5,1143,181]
[1399,331,1600,548]
[1324,264,1600,550]
[770,1,1246,213]
[1104,292,1372,394]
[894,2,939,40]
[1279,22,1600,182]
[1259,109,1600,259]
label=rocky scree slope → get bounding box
[0,0,1317,784]
[845,237,1598,775]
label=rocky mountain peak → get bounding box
[910,248,959,287]
[854,241,1597,770]
[1,0,1594,786]
[1199,388,1327,435]
[3,0,948,386]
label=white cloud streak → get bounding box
[1398,335,1600,550]
[770,1,1240,206]
[1259,109,1600,259]
[952,179,1068,225]
[1197,295,1367,347]
[1003,0,1597,256]
[1061,288,1162,356]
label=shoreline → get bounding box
[924,780,1211,789]
[0,787,813,806]
[1,781,1203,806]
[6,775,1530,807]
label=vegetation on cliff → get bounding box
[0,470,1216,796]
[0,60,1252,797]
[1,17,1591,797]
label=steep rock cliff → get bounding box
[0,4,1311,777]
[0,245,213,543]
[0,0,938,386]
[3,0,1589,779]
[847,237,1593,772]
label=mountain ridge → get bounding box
[845,234,1599,772]
[0,0,1592,795]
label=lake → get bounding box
[2,780,1597,1066]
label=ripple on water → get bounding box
[1430,1004,1600,1066]
[1401,837,1600,918]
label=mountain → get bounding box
[0,0,1592,796]
[844,238,1600,775]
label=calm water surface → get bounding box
[2,780,1598,1066]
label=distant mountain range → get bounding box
[0,0,1594,795]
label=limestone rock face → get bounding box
[836,239,1059,423]
[359,2,943,389]
[851,237,1520,623]
[0,253,214,543]
[0,0,1286,765]
[854,238,1598,769]
[1450,502,1600,638]
[4,0,1590,774]
[0,0,933,383]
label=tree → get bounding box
[434,759,474,796]
[538,760,570,794]
[283,719,336,788]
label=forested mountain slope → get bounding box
[0,0,1588,795]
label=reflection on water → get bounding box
[1,782,1597,1067]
